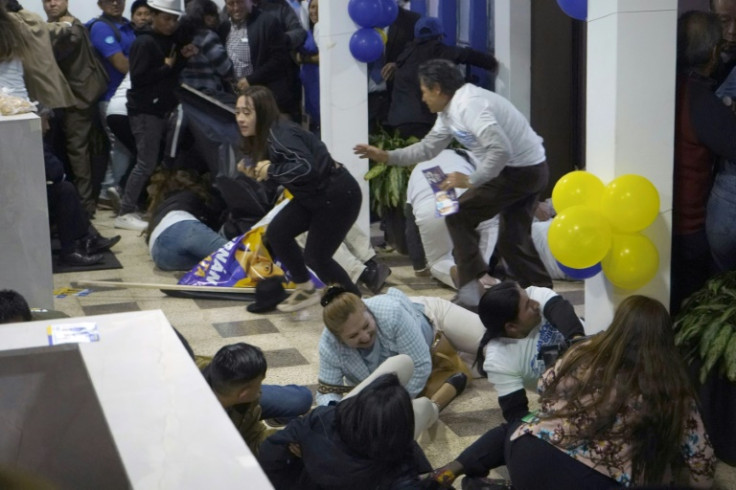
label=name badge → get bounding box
[241,38,248,43]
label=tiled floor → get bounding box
[50,210,736,487]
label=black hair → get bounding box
[203,343,267,395]
[335,374,415,463]
[181,0,218,30]
[677,11,722,70]
[474,281,521,376]
[417,58,465,96]
[3,0,21,13]
[130,0,149,15]
[0,289,32,323]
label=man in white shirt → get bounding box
[355,59,552,309]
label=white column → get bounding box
[493,0,532,119]
[584,0,678,333]
[0,114,53,308]
[319,3,370,236]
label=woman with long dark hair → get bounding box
[258,373,433,490]
[235,85,361,312]
[430,296,716,489]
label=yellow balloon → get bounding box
[551,170,605,212]
[600,174,660,233]
[547,205,613,269]
[374,27,387,45]
[602,233,659,290]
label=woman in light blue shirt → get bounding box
[316,286,485,437]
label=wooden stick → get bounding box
[76,280,257,294]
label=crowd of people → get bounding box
[1,0,734,488]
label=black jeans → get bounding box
[47,181,90,253]
[457,422,621,490]
[266,168,362,295]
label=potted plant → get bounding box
[673,271,736,466]
[363,127,418,254]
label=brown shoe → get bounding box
[430,373,468,411]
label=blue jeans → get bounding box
[151,220,227,271]
[260,384,313,420]
[706,171,736,272]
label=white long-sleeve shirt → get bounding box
[388,83,546,186]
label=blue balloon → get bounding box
[376,0,399,28]
[556,0,587,21]
[350,28,384,63]
[348,0,384,28]
[557,260,601,280]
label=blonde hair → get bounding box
[322,287,364,337]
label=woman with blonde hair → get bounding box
[317,285,486,438]
[429,295,716,489]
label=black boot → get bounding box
[77,234,121,255]
[60,251,104,266]
[359,259,392,294]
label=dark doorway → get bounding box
[530,0,587,198]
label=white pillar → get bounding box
[584,0,678,333]
[493,0,532,119]
[319,3,370,237]
[0,114,53,308]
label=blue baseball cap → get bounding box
[415,17,445,41]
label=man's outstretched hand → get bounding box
[353,144,389,163]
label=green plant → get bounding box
[673,271,736,383]
[363,127,418,217]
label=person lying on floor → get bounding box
[144,169,228,271]
[475,281,585,423]
[406,150,569,288]
[429,296,715,490]
[259,373,435,490]
[316,285,482,433]
[195,343,312,456]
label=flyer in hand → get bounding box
[422,166,460,217]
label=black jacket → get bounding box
[148,189,225,243]
[258,406,431,490]
[217,8,294,114]
[388,38,498,130]
[264,120,341,199]
[385,8,421,64]
[127,29,187,116]
[258,0,307,50]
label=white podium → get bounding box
[0,310,273,489]
[0,113,53,308]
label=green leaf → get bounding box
[364,164,387,180]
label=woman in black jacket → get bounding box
[258,373,432,490]
[235,85,361,312]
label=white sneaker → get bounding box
[114,213,148,231]
[276,287,321,312]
